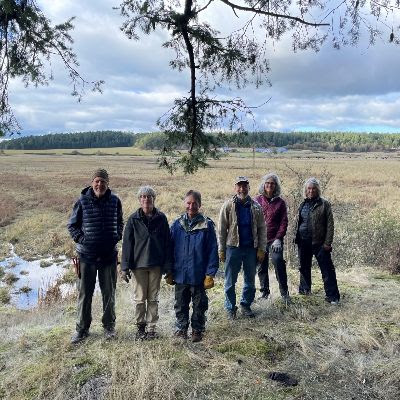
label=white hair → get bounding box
[137,185,156,200]
[303,177,321,198]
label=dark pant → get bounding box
[258,243,288,296]
[298,241,340,301]
[174,284,208,332]
[76,256,117,333]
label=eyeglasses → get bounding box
[140,195,153,199]
[265,182,276,186]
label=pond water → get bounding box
[0,245,74,309]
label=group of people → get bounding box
[67,168,340,344]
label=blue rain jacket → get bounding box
[170,214,219,285]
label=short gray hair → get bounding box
[303,177,321,198]
[137,185,156,200]
[258,173,281,197]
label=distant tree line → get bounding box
[224,131,400,152]
[1,130,400,152]
[0,131,140,149]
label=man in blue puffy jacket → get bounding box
[167,190,219,342]
[67,169,123,344]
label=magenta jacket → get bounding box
[254,195,288,244]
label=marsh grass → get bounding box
[0,287,10,304]
[0,268,399,399]
[3,272,19,285]
[0,151,400,399]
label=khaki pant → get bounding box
[132,267,162,330]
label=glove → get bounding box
[204,275,214,289]
[120,270,131,283]
[271,239,282,253]
[257,249,266,263]
[164,273,175,285]
[219,251,225,263]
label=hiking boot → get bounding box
[226,306,238,320]
[325,297,340,305]
[70,330,89,344]
[191,330,203,343]
[174,329,188,340]
[135,324,147,340]
[104,327,116,340]
[240,305,255,318]
[258,291,270,300]
[147,330,159,340]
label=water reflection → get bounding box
[0,245,73,309]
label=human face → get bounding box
[91,177,108,198]
[140,194,154,215]
[306,184,318,199]
[264,178,276,198]
[235,182,249,201]
[185,195,200,219]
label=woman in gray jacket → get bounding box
[121,186,172,339]
[294,178,340,304]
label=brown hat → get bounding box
[92,168,109,183]
[234,176,249,184]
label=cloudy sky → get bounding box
[8,0,400,136]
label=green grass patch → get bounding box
[40,260,52,268]
[0,287,10,304]
[59,267,77,284]
[2,272,19,285]
[215,337,284,360]
[70,354,108,387]
[373,273,400,282]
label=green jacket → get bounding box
[218,196,267,252]
[295,197,334,246]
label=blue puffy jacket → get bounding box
[170,214,219,285]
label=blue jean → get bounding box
[224,246,257,311]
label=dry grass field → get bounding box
[0,149,400,400]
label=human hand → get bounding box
[120,270,131,283]
[219,251,225,263]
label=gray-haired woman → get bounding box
[254,173,289,302]
[121,186,172,339]
[294,178,340,304]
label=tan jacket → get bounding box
[295,197,334,246]
[218,196,267,251]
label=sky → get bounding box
[7,0,400,136]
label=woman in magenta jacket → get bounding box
[254,173,290,302]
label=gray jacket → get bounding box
[121,208,172,273]
[218,196,267,252]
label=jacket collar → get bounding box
[178,213,207,232]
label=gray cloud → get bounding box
[8,1,400,135]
